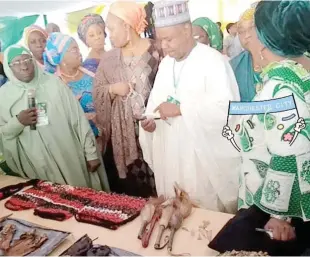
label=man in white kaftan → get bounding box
[139,0,241,213]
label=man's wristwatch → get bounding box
[271,214,290,222]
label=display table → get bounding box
[0,175,233,256]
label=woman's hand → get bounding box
[264,218,296,241]
[87,159,101,173]
[111,82,130,97]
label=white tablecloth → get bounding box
[0,175,233,256]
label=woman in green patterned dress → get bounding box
[237,0,310,241]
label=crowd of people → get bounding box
[0,0,310,243]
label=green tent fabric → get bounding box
[0,15,39,51]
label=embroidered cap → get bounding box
[153,0,191,28]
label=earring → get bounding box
[126,33,131,44]
[260,50,264,61]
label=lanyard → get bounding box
[173,59,187,90]
[172,43,197,90]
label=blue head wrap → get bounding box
[255,0,310,57]
[43,32,73,74]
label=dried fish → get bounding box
[138,196,165,239]
[0,224,16,251]
[141,207,162,248]
[138,204,155,239]
[154,205,174,250]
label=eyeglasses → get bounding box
[66,48,80,54]
[9,58,33,68]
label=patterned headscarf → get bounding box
[43,32,73,74]
[109,1,147,34]
[255,0,310,57]
[77,14,106,45]
[192,17,223,51]
[24,25,48,47]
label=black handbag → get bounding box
[208,206,310,256]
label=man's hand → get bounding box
[141,119,156,133]
[17,108,37,126]
[87,159,101,173]
[264,218,296,241]
[154,102,181,120]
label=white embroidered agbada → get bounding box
[139,43,241,213]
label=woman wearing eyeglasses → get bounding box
[43,33,109,190]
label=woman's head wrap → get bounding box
[192,17,223,51]
[43,32,73,74]
[255,0,310,57]
[7,46,29,64]
[77,14,106,45]
[24,25,48,47]
[3,45,42,87]
[109,1,147,34]
[239,7,255,23]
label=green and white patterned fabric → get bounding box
[237,60,310,220]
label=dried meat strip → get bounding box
[4,229,48,256]
[0,224,16,251]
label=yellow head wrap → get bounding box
[240,7,255,22]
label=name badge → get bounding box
[36,102,49,127]
[167,95,180,105]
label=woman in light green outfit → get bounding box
[236,0,310,241]
[0,45,109,191]
[192,17,223,52]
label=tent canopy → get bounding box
[0,1,148,17]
